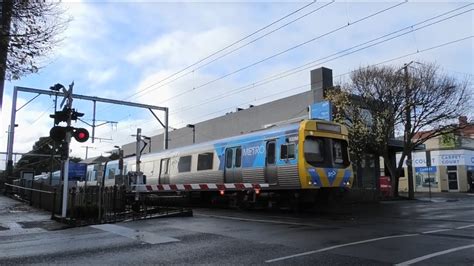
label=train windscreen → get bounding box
[304,136,349,167]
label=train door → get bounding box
[265,140,277,184]
[159,158,170,184]
[224,147,242,183]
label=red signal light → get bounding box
[73,128,89,142]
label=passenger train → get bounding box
[89,119,354,205]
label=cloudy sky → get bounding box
[1,0,472,168]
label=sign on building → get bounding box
[309,101,332,121]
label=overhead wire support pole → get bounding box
[92,100,96,143]
[6,87,18,176]
[135,128,142,202]
[16,93,40,112]
[5,86,169,173]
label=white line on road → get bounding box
[421,229,453,234]
[265,223,474,263]
[196,214,327,228]
[91,224,179,245]
[265,234,419,263]
[395,244,474,266]
[455,224,474,230]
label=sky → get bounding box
[0,0,473,168]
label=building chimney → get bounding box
[310,67,333,102]
[459,116,468,126]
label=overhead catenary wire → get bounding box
[127,1,335,101]
[108,4,472,127]
[171,35,473,129]
[110,1,321,102]
[152,1,408,105]
[92,5,472,145]
[168,5,473,116]
[96,29,473,144]
[102,33,473,143]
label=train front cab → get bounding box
[298,120,353,190]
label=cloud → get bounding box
[1,1,472,169]
[126,26,240,71]
[87,67,118,86]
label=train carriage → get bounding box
[107,119,353,204]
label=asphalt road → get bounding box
[0,193,473,265]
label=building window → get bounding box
[197,153,214,171]
[178,155,192,173]
[280,143,295,160]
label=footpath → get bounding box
[0,194,67,237]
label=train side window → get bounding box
[267,142,275,164]
[304,137,324,165]
[198,153,214,171]
[280,143,295,160]
[178,155,192,173]
[225,149,233,168]
[108,168,116,179]
[235,147,242,168]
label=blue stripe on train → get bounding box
[308,168,321,186]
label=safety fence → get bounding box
[4,182,192,226]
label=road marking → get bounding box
[395,244,474,265]
[265,234,419,263]
[91,224,179,245]
[455,224,474,229]
[422,229,453,234]
[196,214,327,228]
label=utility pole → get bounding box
[82,146,94,159]
[404,62,415,200]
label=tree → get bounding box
[2,1,68,79]
[327,63,471,198]
[0,1,69,107]
[13,136,82,176]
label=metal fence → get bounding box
[4,181,192,225]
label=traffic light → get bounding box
[73,128,89,142]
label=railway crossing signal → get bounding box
[73,128,89,142]
[49,126,90,143]
[50,108,84,125]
